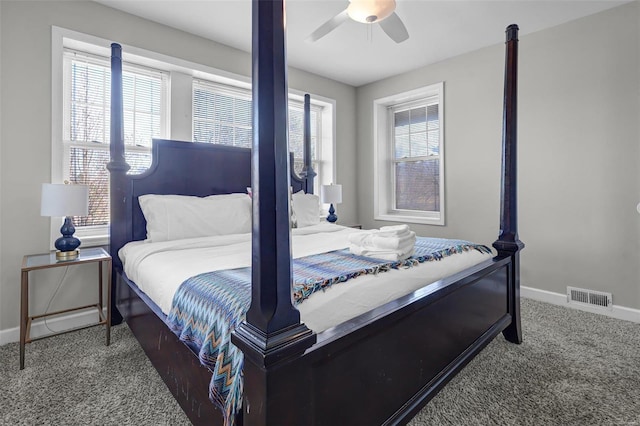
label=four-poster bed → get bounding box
[107,2,523,424]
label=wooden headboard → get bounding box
[128,139,306,242]
[109,138,309,271]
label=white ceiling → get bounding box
[95,0,627,87]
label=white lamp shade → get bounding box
[41,183,89,217]
[321,184,343,204]
[347,0,396,23]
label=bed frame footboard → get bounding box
[239,257,513,425]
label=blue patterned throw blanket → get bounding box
[165,237,491,426]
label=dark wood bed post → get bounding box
[300,94,316,193]
[493,24,524,344]
[106,43,129,325]
[231,1,316,425]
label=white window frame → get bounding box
[373,82,445,225]
[54,34,170,247]
[52,28,111,248]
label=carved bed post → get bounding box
[231,1,316,424]
[300,93,316,193]
[106,43,130,325]
[493,24,524,344]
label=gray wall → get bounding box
[0,0,357,333]
[356,2,640,310]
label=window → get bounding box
[192,80,324,188]
[374,83,444,225]
[62,49,168,235]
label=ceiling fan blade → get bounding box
[307,9,350,42]
[379,12,409,43]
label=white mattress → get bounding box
[119,223,493,332]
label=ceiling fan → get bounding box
[307,0,409,44]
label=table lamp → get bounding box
[320,183,342,223]
[41,183,89,260]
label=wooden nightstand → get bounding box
[20,247,111,370]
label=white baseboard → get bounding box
[522,286,640,324]
[0,308,107,346]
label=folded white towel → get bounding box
[371,231,416,250]
[349,244,414,262]
[348,224,416,261]
[380,224,409,233]
[378,224,410,235]
[348,231,416,251]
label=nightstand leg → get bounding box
[98,261,103,323]
[105,259,111,346]
[20,271,28,370]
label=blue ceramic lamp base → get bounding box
[326,203,338,223]
[55,216,81,260]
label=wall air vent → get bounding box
[567,287,612,310]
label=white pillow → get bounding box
[291,191,320,228]
[205,193,249,201]
[139,193,252,242]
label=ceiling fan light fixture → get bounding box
[347,0,396,24]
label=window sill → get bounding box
[77,234,109,248]
[375,213,444,226]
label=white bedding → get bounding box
[119,223,493,332]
